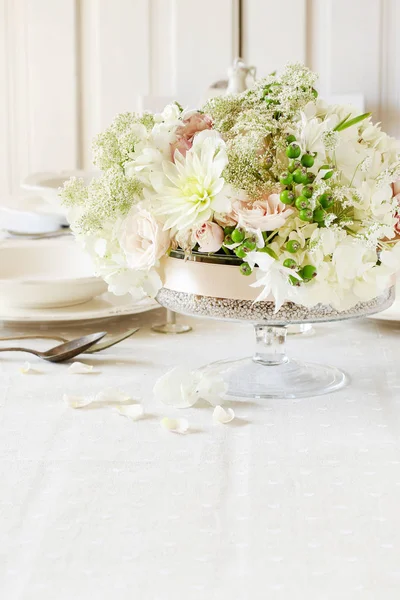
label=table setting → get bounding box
[1,61,400,599]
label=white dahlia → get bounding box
[150,130,231,231]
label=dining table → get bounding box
[0,308,399,599]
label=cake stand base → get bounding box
[200,323,347,399]
[152,322,192,334]
[202,356,347,399]
[152,309,192,335]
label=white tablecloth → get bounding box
[0,309,399,600]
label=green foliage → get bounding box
[334,112,371,132]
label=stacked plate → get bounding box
[21,170,97,211]
[0,194,67,235]
[0,171,157,323]
[0,238,157,323]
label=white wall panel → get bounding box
[3,0,31,196]
[0,0,399,197]
[148,0,175,97]
[308,0,381,111]
[0,0,10,194]
[80,0,150,167]
[173,0,235,107]
[1,0,77,195]
[26,0,78,172]
[379,0,400,138]
[242,0,307,78]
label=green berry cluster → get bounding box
[223,223,319,286]
[283,254,317,286]
[278,135,336,226]
[283,235,318,285]
[223,226,258,274]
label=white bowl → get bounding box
[0,195,65,234]
[21,170,98,209]
[0,240,107,309]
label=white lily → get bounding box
[247,251,301,311]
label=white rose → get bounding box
[120,206,170,271]
[159,103,182,125]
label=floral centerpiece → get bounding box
[61,63,400,314]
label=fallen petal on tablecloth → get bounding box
[68,362,97,374]
[213,405,235,424]
[115,404,144,421]
[160,417,189,434]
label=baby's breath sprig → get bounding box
[92,111,150,171]
[202,94,244,134]
[375,163,400,189]
[202,63,320,199]
[59,177,88,207]
[63,167,143,235]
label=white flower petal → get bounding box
[213,405,235,424]
[19,362,41,374]
[246,250,275,271]
[68,361,96,374]
[63,393,94,409]
[95,388,132,404]
[195,372,228,406]
[64,388,134,410]
[115,404,144,421]
[160,417,189,434]
[154,367,199,408]
[154,367,227,408]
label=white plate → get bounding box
[0,195,66,234]
[368,301,400,322]
[21,170,98,208]
[368,281,400,322]
[0,239,107,309]
[0,292,158,323]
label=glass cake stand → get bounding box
[151,309,192,334]
[157,253,395,399]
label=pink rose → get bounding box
[233,193,294,232]
[170,136,193,160]
[394,200,400,236]
[214,211,238,228]
[392,181,400,235]
[395,210,400,236]
[392,180,400,196]
[179,112,213,138]
[194,222,224,253]
[170,112,213,161]
[120,207,170,270]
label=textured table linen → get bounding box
[0,309,399,600]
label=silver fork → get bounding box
[0,328,139,353]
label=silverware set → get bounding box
[0,328,139,363]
